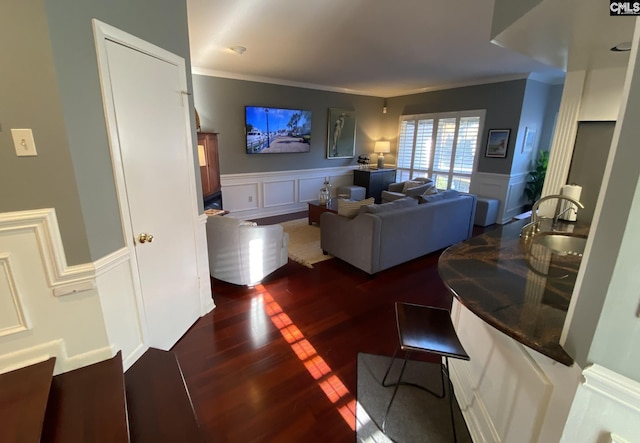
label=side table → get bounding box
[308,200,339,225]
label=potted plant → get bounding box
[524,150,549,211]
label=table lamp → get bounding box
[374,141,390,169]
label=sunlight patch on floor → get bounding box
[253,284,376,433]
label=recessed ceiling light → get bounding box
[229,46,247,55]
[611,42,632,52]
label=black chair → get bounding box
[381,302,470,442]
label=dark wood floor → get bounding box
[172,214,493,442]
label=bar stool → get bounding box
[381,302,470,442]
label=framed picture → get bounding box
[522,127,537,154]
[485,129,510,158]
[327,108,356,159]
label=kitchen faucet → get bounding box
[521,194,584,238]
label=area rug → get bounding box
[280,218,333,268]
[356,353,472,443]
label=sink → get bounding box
[531,232,587,256]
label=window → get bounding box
[396,110,485,192]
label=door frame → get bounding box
[92,19,204,348]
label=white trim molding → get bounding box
[0,208,94,290]
[221,166,357,219]
[561,364,640,442]
[197,213,215,315]
[0,208,146,374]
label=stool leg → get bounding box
[444,357,458,443]
[381,351,410,432]
[381,344,400,388]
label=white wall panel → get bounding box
[221,166,356,219]
[561,364,640,443]
[222,183,259,212]
[299,176,327,202]
[450,299,581,443]
[471,172,528,223]
[263,179,296,207]
[0,254,28,336]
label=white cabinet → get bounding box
[450,299,582,443]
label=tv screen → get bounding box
[245,106,312,154]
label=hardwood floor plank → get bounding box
[41,352,128,443]
[125,348,205,443]
[0,357,55,443]
[172,243,463,442]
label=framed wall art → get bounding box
[327,108,356,159]
[485,129,510,158]
[522,126,537,154]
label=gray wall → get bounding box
[567,121,615,225]
[0,0,196,264]
[44,0,197,263]
[0,1,90,264]
[192,75,384,174]
[194,76,562,184]
[383,80,527,175]
[513,79,559,176]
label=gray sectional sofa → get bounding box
[320,191,477,274]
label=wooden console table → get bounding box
[353,168,396,203]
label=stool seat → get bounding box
[397,303,469,360]
[382,302,469,441]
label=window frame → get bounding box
[395,110,486,192]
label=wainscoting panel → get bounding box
[561,364,640,443]
[0,209,111,375]
[470,172,528,223]
[0,254,29,337]
[504,173,528,221]
[450,299,581,443]
[222,183,260,213]
[263,179,296,208]
[93,248,146,371]
[299,176,328,202]
[221,167,356,219]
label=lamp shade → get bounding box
[374,140,390,154]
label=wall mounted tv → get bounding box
[245,106,312,154]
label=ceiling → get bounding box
[186,0,634,98]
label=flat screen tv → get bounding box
[245,106,312,154]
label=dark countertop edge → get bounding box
[444,282,574,366]
[440,261,575,367]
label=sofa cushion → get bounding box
[418,189,459,204]
[337,197,375,218]
[359,196,418,214]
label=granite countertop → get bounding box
[438,218,589,366]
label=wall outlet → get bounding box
[248,196,253,202]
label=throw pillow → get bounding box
[337,197,375,218]
[359,196,418,214]
[422,185,438,196]
[402,180,423,194]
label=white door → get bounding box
[100,37,201,350]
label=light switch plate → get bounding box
[11,128,37,156]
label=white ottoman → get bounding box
[337,185,366,201]
[474,197,499,226]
